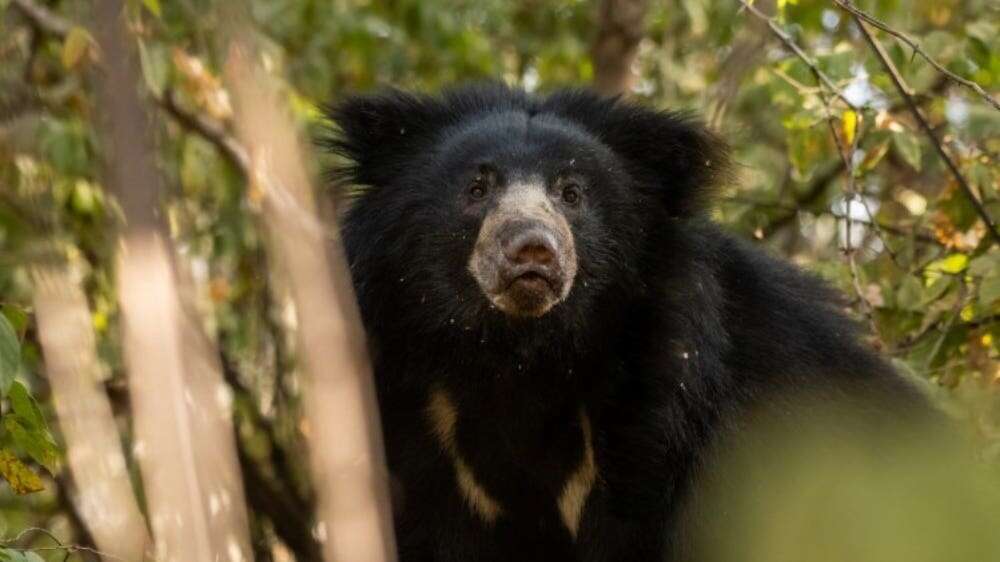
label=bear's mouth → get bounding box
[506,269,557,293]
[490,265,563,317]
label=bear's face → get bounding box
[441,112,633,317]
[328,86,727,337]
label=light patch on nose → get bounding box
[468,178,578,317]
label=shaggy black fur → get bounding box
[323,84,926,562]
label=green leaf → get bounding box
[0,314,19,399]
[7,381,45,429]
[969,253,1000,277]
[3,384,59,475]
[892,132,922,171]
[0,549,45,562]
[1,306,28,337]
[920,276,953,306]
[980,276,1000,305]
[61,26,93,70]
[896,275,924,311]
[0,449,44,495]
[137,41,170,97]
[3,415,60,475]
[142,0,162,17]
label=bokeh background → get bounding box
[0,0,999,560]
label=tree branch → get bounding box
[760,160,845,237]
[737,0,859,110]
[156,88,250,175]
[850,16,1000,245]
[831,0,1000,112]
[9,0,72,38]
[237,448,322,562]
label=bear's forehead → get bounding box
[435,110,613,172]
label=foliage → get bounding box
[0,0,998,558]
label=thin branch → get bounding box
[725,197,944,246]
[816,74,881,338]
[156,89,250,175]
[237,448,323,562]
[850,16,1000,246]
[831,0,1000,111]
[9,0,72,38]
[2,526,127,562]
[760,160,845,237]
[11,0,252,180]
[737,0,859,110]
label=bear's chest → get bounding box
[423,387,598,539]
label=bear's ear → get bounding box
[323,89,450,189]
[542,91,730,217]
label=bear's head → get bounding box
[326,84,727,339]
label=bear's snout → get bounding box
[467,182,578,318]
[498,222,565,298]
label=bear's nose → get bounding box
[502,229,558,267]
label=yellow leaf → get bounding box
[0,449,44,495]
[929,253,969,275]
[960,304,974,322]
[61,26,93,70]
[841,110,858,146]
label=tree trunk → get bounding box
[591,0,649,96]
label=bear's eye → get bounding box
[561,183,582,205]
[468,178,487,200]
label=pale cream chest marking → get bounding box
[425,390,598,537]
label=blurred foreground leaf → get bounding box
[0,450,43,495]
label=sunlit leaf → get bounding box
[61,26,93,70]
[7,381,45,428]
[841,110,858,146]
[4,383,59,474]
[138,41,170,97]
[3,415,60,475]
[0,450,44,495]
[142,0,162,17]
[928,253,969,275]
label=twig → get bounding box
[156,89,251,174]
[11,0,252,178]
[725,197,944,246]
[831,0,1000,111]
[2,527,128,561]
[818,81,881,338]
[737,0,859,110]
[761,160,846,237]
[9,0,72,38]
[850,16,1000,246]
[923,282,967,371]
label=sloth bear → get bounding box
[326,84,926,561]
